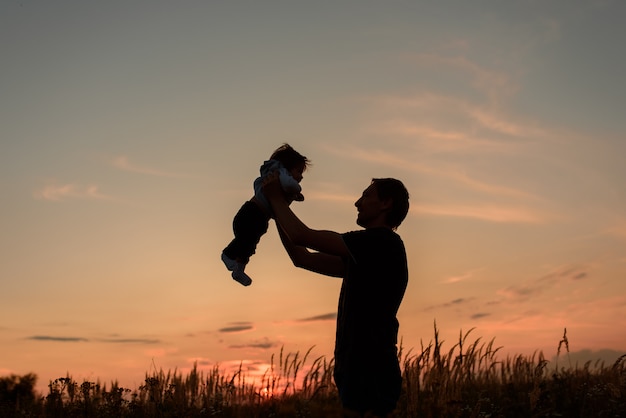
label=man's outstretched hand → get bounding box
[262,171,285,203]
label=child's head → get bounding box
[270,143,311,182]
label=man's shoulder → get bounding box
[343,228,403,249]
[344,227,400,238]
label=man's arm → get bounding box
[264,172,351,258]
[277,225,345,277]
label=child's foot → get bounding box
[232,268,252,286]
[221,252,238,271]
[221,252,252,286]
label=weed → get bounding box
[1,325,624,417]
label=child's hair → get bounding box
[270,143,311,171]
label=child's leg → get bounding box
[222,201,270,285]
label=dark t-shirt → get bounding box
[335,227,408,369]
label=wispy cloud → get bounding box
[111,155,190,178]
[467,106,546,138]
[425,297,473,311]
[498,265,590,302]
[26,335,160,344]
[33,181,114,202]
[369,91,549,145]
[377,120,519,154]
[441,269,482,284]
[219,322,254,333]
[413,203,549,223]
[297,312,337,322]
[408,53,520,104]
[229,337,278,350]
[27,335,88,342]
[306,190,356,203]
[98,338,160,344]
[323,144,539,202]
[186,357,213,366]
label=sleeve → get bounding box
[342,230,371,264]
[278,167,302,194]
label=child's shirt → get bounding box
[253,159,303,214]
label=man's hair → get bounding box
[372,178,410,229]
[270,143,311,171]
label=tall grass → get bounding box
[2,325,624,417]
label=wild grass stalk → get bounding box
[1,325,624,417]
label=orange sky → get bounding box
[1,0,625,394]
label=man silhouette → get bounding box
[264,176,410,417]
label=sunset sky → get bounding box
[2,0,625,394]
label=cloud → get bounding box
[33,181,114,202]
[441,269,481,284]
[498,265,590,302]
[26,335,160,344]
[216,359,273,379]
[98,338,160,344]
[186,357,213,366]
[27,335,88,342]
[297,312,337,322]
[470,312,491,320]
[323,144,541,203]
[413,203,548,223]
[306,190,355,203]
[425,297,473,311]
[409,53,520,104]
[219,322,254,333]
[377,120,519,154]
[370,91,547,140]
[449,298,466,305]
[111,155,190,178]
[467,106,546,138]
[229,337,278,350]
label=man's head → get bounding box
[355,178,409,230]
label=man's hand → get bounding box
[262,171,284,202]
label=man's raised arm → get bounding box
[263,172,350,259]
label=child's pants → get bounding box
[223,200,270,264]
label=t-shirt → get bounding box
[335,227,408,367]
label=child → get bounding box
[221,144,310,286]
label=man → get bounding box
[263,175,410,417]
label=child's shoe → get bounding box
[221,252,238,271]
[221,252,252,286]
[232,267,252,286]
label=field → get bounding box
[1,327,624,417]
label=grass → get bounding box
[1,325,624,417]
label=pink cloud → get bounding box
[413,203,548,223]
[441,269,482,284]
[33,181,113,201]
[111,155,190,178]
